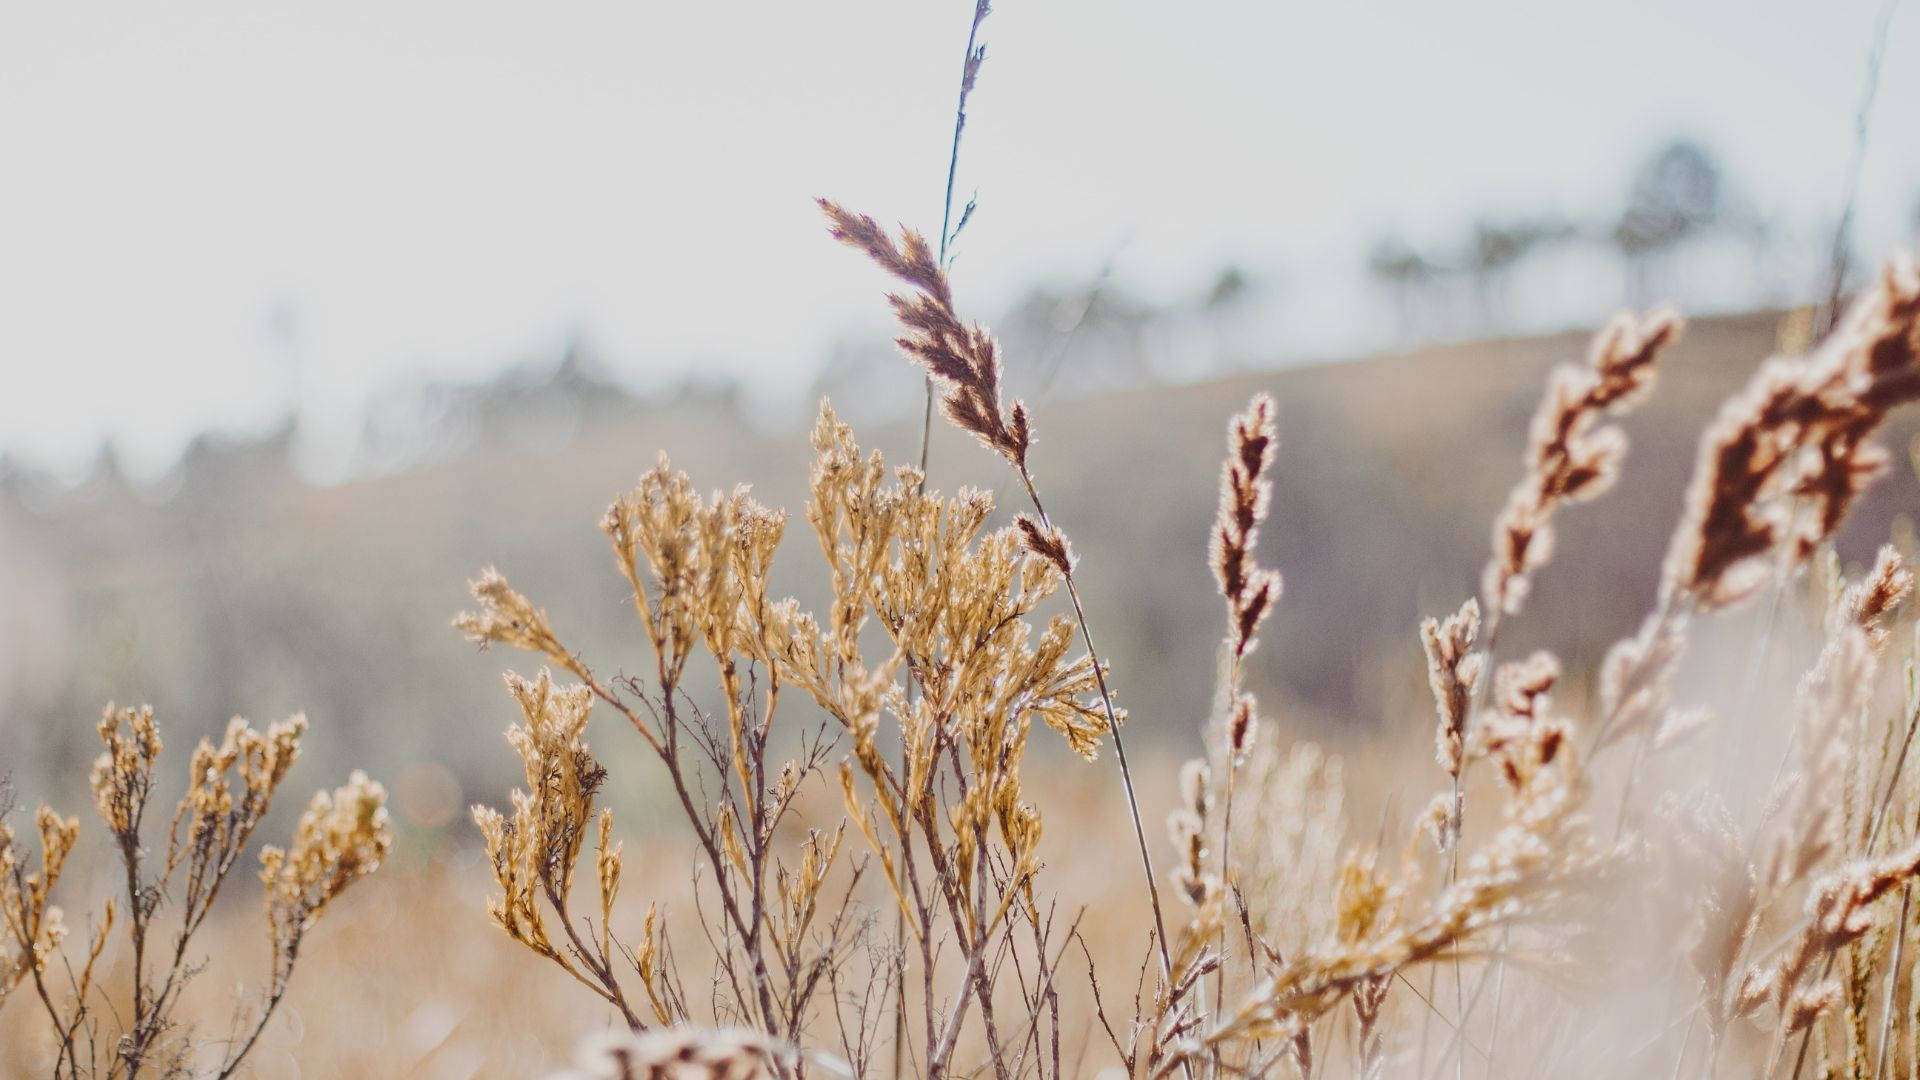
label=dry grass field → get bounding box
[11,255,1920,1078]
[8,0,1920,1074]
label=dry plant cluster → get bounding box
[434,170,1920,1080]
[6,13,1920,1075]
[6,211,1920,1080]
[2,707,392,1077]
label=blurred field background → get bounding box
[6,1,1920,1075]
[8,306,1916,797]
[8,304,1920,1075]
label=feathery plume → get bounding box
[1485,309,1682,615]
[1665,256,1920,608]
[1422,599,1483,778]
[1213,394,1283,658]
[818,199,1030,468]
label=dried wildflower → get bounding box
[1764,626,1876,891]
[1475,651,1570,793]
[1593,608,1691,750]
[9,704,386,1077]
[1484,309,1680,616]
[1670,793,1759,1039]
[1333,849,1399,947]
[1016,513,1074,574]
[1419,791,1456,855]
[456,565,574,664]
[1665,256,1920,608]
[827,196,1177,991]
[1212,394,1282,658]
[260,770,393,971]
[819,199,1030,468]
[172,713,307,931]
[1750,838,1920,1067]
[1421,598,1483,777]
[463,399,1121,1074]
[471,670,609,967]
[0,806,79,1008]
[782,402,1116,762]
[1199,725,1616,1058]
[549,1027,794,1080]
[1492,650,1560,722]
[594,808,621,958]
[89,703,162,836]
[1351,971,1390,1080]
[1842,543,1912,651]
[1166,786,1213,909]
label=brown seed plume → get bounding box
[1016,514,1074,574]
[818,198,1031,468]
[1213,393,1283,658]
[1665,255,1920,608]
[1843,543,1913,651]
[1422,599,1483,777]
[1485,308,1681,615]
[1228,693,1259,763]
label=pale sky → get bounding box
[1,1,1915,480]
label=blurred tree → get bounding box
[1368,234,1437,334]
[1468,216,1576,323]
[1194,263,1262,371]
[1614,138,1725,301]
[1202,264,1252,312]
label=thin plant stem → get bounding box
[899,7,992,1075]
[1781,18,1907,1064]
[1782,692,1920,1079]
[921,0,991,482]
[1014,464,1175,983]
[1671,1008,1699,1080]
[1874,884,1912,1080]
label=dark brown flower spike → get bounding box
[819,199,1031,468]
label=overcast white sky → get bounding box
[1,1,1916,479]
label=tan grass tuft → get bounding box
[1665,256,1920,609]
[1485,308,1682,616]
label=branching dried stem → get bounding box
[453,208,1920,1080]
[820,198,1176,999]
[460,406,1113,1079]
[3,705,389,1078]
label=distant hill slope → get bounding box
[6,308,1911,803]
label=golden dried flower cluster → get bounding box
[468,186,1920,1080]
[3,705,389,1078]
[461,398,1116,1078]
[1,807,78,1011]
[548,1027,792,1080]
[260,770,392,975]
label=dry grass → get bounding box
[432,194,1920,1079]
[9,221,1920,1076]
[9,223,1920,1078]
[2,706,391,1077]
[8,24,1920,1077]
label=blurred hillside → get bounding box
[5,304,1917,833]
